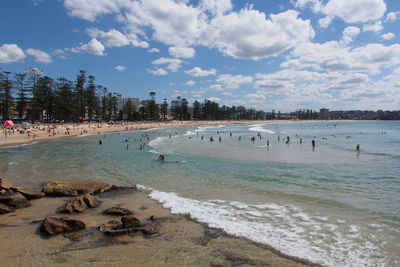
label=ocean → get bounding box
[1,121,399,267]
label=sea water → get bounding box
[0,121,399,266]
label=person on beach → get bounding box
[286,136,290,144]
[230,132,232,137]
[300,138,302,144]
[267,140,270,147]
[210,136,214,142]
[312,139,315,148]
[219,136,221,142]
[201,135,204,140]
[356,144,360,151]
[238,136,241,141]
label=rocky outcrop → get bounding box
[0,203,14,214]
[11,187,45,200]
[40,217,86,236]
[42,179,113,196]
[121,216,141,228]
[102,207,133,216]
[59,193,99,213]
[99,215,158,236]
[0,178,13,190]
[0,191,30,209]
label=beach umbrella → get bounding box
[3,120,15,126]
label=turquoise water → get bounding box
[1,121,399,266]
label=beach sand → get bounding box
[1,120,263,148]
[0,186,317,267]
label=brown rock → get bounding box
[42,179,113,196]
[11,187,45,200]
[40,217,86,236]
[141,224,159,236]
[59,193,99,213]
[0,178,13,190]
[121,216,140,228]
[102,227,138,236]
[0,191,30,209]
[102,207,133,216]
[0,203,14,214]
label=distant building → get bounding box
[319,108,330,120]
[116,95,140,110]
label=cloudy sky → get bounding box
[1,0,399,111]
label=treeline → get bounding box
[0,69,266,122]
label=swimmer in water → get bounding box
[99,140,103,145]
[158,153,165,161]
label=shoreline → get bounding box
[0,119,361,148]
[0,179,319,267]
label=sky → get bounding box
[0,0,399,112]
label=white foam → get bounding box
[249,126,276,134]
[147,189,386,267]
[5,142,38,148]
[148,136,168,147]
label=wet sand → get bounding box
[0,187,318,267]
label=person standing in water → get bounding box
[356,144,360,151]
[312,140,315,148]
[219,136,221,142]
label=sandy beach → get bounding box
[0,179,317,267]
[0,120,279,148]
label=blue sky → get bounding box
[1,0,399,111]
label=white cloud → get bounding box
[64,0,314,60]
[184,80,196,86]
[318,16,333,28]
[245,94,266,100]
[200,0,232,16]
[322,0,386,24]
[209,84,223,91]
[207,96,220,102]
[114,65,125,71]
[282,41,400,75]
[123,0,206,46]
[341,26,360,45]
[152,57,182,72]
[87,28,129,47]
[380,32,395,40]
[185,67,216,77]
[0,44,26,63]
[63,0,127,21]
[363,21,383,33]
[202,9,314,60]
[385,11,399,22]
[168,46,196,58]
[80,38,105,56]
[216,74,253,89]
[26,48,52,63]
[148,68,168,76]
[148,47,160,53]
[292,0,323,12]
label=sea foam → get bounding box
[145,188,386,267]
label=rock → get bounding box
[102,207,133,216]
[0,191,30,209]
[59,193,99,213]
[102,227,138,236]
[42,179,113,196]
[0,178,13,190]
[141,224,158,236]
[121,216,140,228]
[11,187,45,200]
[0,203,14,214]
[40,217,86,236]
